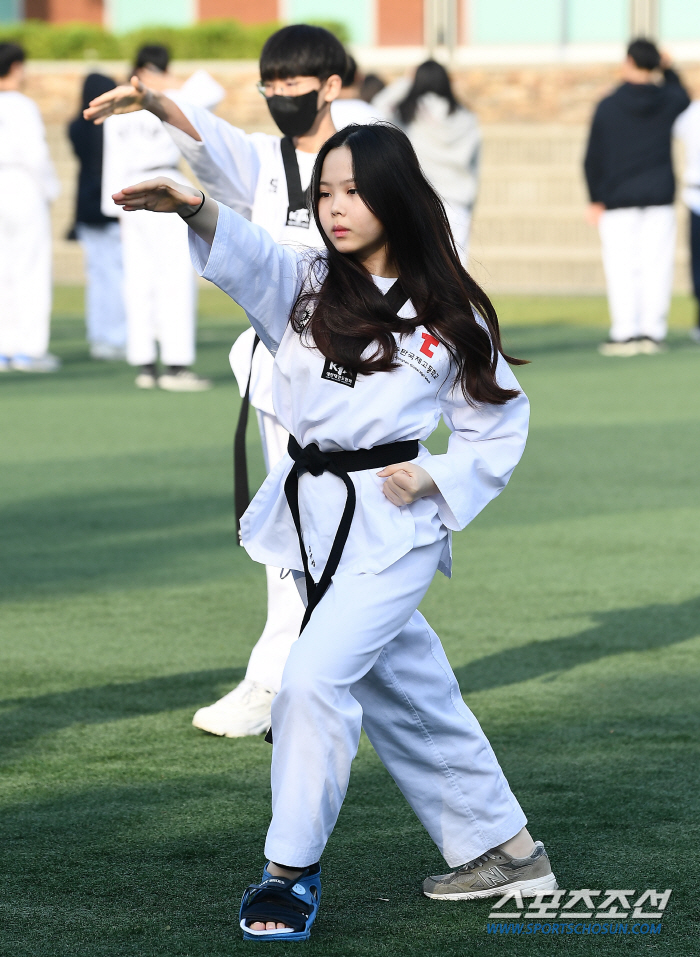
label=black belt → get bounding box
[284,435,419,634]
[233,334,260,542]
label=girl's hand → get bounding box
[378,462,439,507]
[113,178,219,245]
[83,76,150,124]
[112,177,201,214]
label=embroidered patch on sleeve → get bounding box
[321,358,357,388]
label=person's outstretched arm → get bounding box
[86,76,261,220]
[112,177,217,242]
[112,177,306,353]
[84,76,201,141]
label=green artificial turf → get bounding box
[1,288,699,956]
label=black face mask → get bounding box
[266,88,320,138]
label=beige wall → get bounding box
[31,59,699,293]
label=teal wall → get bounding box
[472,0,561,45]
[110,0,194,33]
[471,0,700,45]
[660,0,700,40]
[286,0,374,46]
[472,0,629,44]
[567,0,628,43]
[0,0,21,23]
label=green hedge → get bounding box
[0,19,349,60]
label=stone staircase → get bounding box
[469,123,689,294]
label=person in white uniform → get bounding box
[113,122,557,941]
[331,55,384,130]
[68,73,126,361]
[374,60,480,265]
[87,26,378,737]
[101,45,224,391]
[674,99,700,343]
[0,43,60,373]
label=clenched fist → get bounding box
[377,462,439,507]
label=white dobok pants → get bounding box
[0,170,51,359]
[76,222,126,349]
[244,409,305,693]
[120,209,196,367]
[599,205,676,342]
[445,202,472,267]
[265,540,527,869]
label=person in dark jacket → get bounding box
[584,39,690,356]
[68,73,126,360]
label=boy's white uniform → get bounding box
[101,72,223,369]
[191,203,530,867]
[0,91,59,361]
[164,98,377,693]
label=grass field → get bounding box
[1,287,699,956]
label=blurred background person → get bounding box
[585,39,690,357]
[102,45,223,391]
[68,73,126,362]
[374,60,480,265]
[360,73,386,104]
[330,55,383,129]
[0,43,60,373]
[674,98,700,344]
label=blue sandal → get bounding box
[239,862,322,941]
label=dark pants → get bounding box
[691,211,700,326]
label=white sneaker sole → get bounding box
[424,872,558,900]
[158,378,212,392]
[192,710,271,738]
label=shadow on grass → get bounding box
[0,668,244,760]
[0,485,254,601]
[456,595,700,694]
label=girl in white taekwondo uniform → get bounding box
[86,25,377,737]
[115,123,558,940]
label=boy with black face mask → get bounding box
[85,25,376,738]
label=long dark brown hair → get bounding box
[397,59,460,125]
[291,123,525,405]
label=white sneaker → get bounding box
[192,680,276,737]
[90,343,127,361]
[158,369,212,392]
[637,336,667,355]
[135,371,157,389]
[10,353,61,372]
[598,339,639,357]
[689,327,700,344]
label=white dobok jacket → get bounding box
[190,203,530,581]
[0,91,59,202]
[675,100,700,215]
[165,97,377,415]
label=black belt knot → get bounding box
[292,441,331,477]
[284,434,419,635]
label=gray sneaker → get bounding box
[423,841,557,900]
